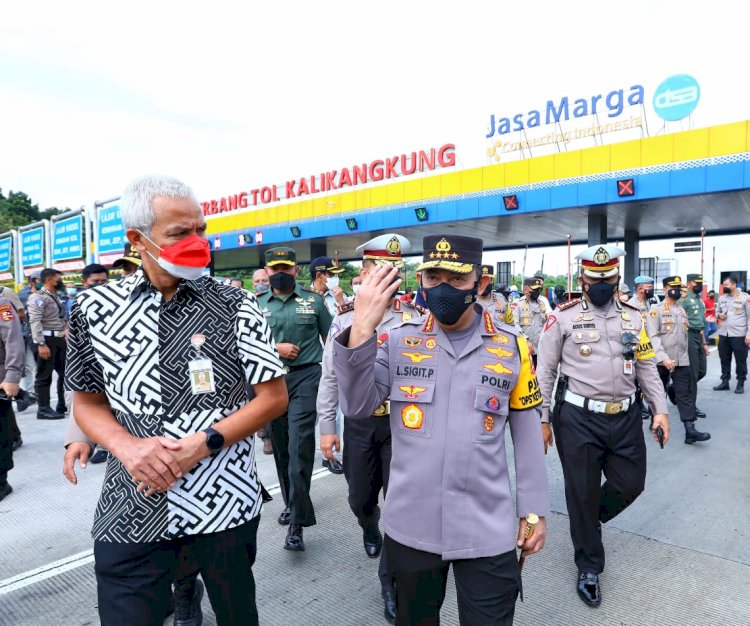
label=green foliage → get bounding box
[0,188,63,232]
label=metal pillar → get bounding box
[587,212,607,246]
[309,240,327,263]
[623,229,639,286]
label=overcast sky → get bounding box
[1,0,747,282]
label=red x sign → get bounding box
[617,178,635,197]
[503,195,518,210]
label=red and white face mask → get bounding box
[138,231,210,280]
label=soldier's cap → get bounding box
[355,234,410,268]
[663,275,685,288]
[481,264,495,277]
[265,247,297,268]
[620,283,632,295]
[576,244,625,278]
[112,243,142,269]
[416,235,483,274]
[634,275,655,285]
[309,256,344,274]
[29,269,42,279]
[686,273,703,284]
[523,277,543,290]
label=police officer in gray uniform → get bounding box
[0,294,25,501]
[318,233,416,624]
[332,235,549,625]
[647,276,710,444]
[514,277,549,368]
[537,245,669,608]
[714,275,750,394]
[29,268,67,419]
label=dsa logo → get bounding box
[653,74,700,122]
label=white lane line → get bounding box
[0,468,333,595]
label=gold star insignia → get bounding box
[451,252,459,259]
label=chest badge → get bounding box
[401,351,433,363]
[483,415,495,432]
[377,332,389,346]
[484,362,513,375]
[401,404,424,429]
[485,395,500,411]
[402,312,413,321]
[425,338,437,350]
[666,324,672,331]
[399,385,427,399]
[621,312,631,321]
[485,346,513,358]
[403,336,422,348]
[580,345,592,356]
[491,334,510,344]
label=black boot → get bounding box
[382,589,397,624]
[37,406,65,420]
[713,380,730,391]
[173,576,204,626]
[684,420,710,444]
[735,381,745,394]
[0,474,12,502]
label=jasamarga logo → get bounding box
[653,74,699,122]
[486,84,644,138]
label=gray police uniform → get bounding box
[28,287,67,411]
[317,298,421,592]
[0,297,25,489]
[716,291,750,385]
[333,306,549,620]
[647,301,696,422]
[513,297,548,356]
[537,296,667,575]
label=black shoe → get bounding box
[684,420,711,444]
[382,590,397,624]
[577,572,601,607]
[363,522,383,559]
[278,506,291,525]
[713,380,730,391]
[641,410,651,421]
[89,449,108,464]
[735,381,745,394]
[173,576,204,626]
[11,437,23,452]
[667,384,676,405]
[284,524,305,551]
[695,408,706,418]
[15,389,34,412]
[322,458,344,475]
[37,406,65,420]
[0,483,12,502]
[55,404,67,415]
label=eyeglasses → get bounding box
[621,332,638,361]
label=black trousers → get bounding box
[94,517,260,626]
[718,335,748,382]
[343,415,393,591]
[553,401,646,574]
[0,399,13,482]
[687,330,707,406]
[385,536,521,626]
[657,364,696,422]
[270,364,321,526]
[34,336,66,407]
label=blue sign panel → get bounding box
[0,238,12,273]
[21,226,45,268]
[97,204,126,255]
[653,74,700,122]
[52,215,83,262]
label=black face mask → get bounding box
[584,281,616,307]
[644,288,654,299]
[692,285,702,294]
[269,272,296,292]
[481,284,493,298]
[667,288,682,300]
[422,281,477,326]
[55,280,64,291]
[723,287,732,295]
[529,290,540,301]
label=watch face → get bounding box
[207,431,224,452]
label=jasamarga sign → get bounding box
[486,84,645,138]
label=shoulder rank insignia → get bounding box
[336,301,355,315]
[483,310,497,334]
[401,312,412,321]
[377,332,389,346]
[422,313,435,333]
[557,298,581,312]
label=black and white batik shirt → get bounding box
[66,271,285,543]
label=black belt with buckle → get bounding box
[688,328,703,333]
[283,362,318,374]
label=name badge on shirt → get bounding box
[623,360,634,375]
[189,358,215,395]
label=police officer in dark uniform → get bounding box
[0,293,25,501]
[256,247,333,551]
[537,245,669,608]
[28,268,67,419]
[683,273,711,417]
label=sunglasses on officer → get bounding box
[621,331,638,361]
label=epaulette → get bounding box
[300,285,324,298]
[557,298,581,311]
[405,301,427,315]
[621,300,641,311]
[336,301,355,315]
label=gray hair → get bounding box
[120,175,197,234]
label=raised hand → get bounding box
[349,265,401,348]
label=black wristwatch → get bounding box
[202,426,224,456]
